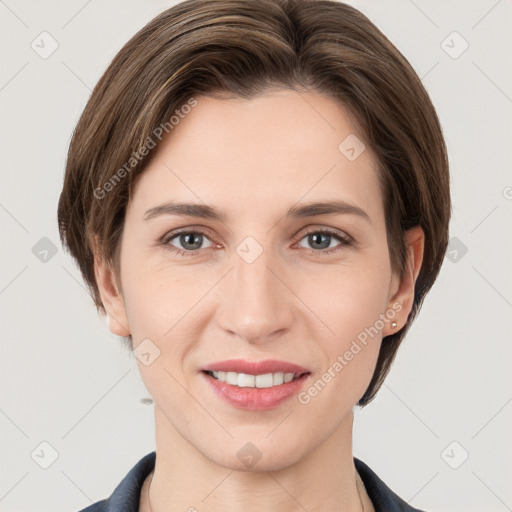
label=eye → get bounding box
[161,227,352,257]
[163,230,214,256]
[296,228,351,255]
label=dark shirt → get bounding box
[77,451,425,512]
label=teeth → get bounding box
[209,371,300,388]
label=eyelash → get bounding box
[161,228,352,257]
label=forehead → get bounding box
[127,89,383,225]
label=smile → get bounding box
[201,370,311,411]
[204,370,304,388]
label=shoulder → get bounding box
[77,451,156,512]
[354,457,427,512]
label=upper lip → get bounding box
[202,359,310,376]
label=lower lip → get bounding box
[200,371,310,411]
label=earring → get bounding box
[390,321,398,329]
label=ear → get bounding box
[382,225,425,337]
[92,236,130,337]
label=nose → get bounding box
[215,240,295,345]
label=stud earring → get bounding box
[390,321,398,329]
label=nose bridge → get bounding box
[217,236,293,342]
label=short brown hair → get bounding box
[57,0,451,406]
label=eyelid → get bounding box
[160,226,218,244]
[296,226,352,244]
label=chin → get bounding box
[202,433,311,473]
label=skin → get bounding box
[94,88,424,512]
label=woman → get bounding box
[57,0,451,510]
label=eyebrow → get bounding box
[143,200,372,225]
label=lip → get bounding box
[200,359,311,411]
[200,371,310,411]
[201,359,310,375]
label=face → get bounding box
[97,88,422,471]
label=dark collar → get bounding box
[78,451,425,511]
[354,458,425,511]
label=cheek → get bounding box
[308,257,391,335]
[119,257,207,393]
[120,246,198,336]
[120,266,197,402]
[300,278,388,407]
[300,251,391,375]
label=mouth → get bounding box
[200,366,311,410]
[201,358,311,389]
[201,369,309,388]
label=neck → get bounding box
[144,406,367,512]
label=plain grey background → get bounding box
[1,1,511,511]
